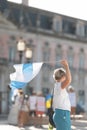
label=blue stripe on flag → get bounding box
[10,81,27,89]
[23,63,33,80]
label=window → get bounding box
[43,66,49,82]
[79,48,85,69]
[8,8,20,26]
[56,44,62,61]
[55,45,62,67]
[28,12,37,27]
[43,42,50,62]
[62,19,76,35]
[40,15,52,30]
[0,0,8,13]
[84,25,87,37]
[42,62,51,87]
[67,46,74,67]
[85,76,87,86]
[8,46,16,62]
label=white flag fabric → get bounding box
[10,62,43,89]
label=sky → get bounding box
[7,0,87,21]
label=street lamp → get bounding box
[17,38,25,63]
[17,37,33,63]
[25,48,32,63]
[17,38,33,94]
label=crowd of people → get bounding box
[8,89,46,127]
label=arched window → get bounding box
[8,37,16,63]
[67,46,74,67]
[43,66,49,82]
[79,48,85,69]
[9,46,16,62]
[56,44,62,61]
[55,44,62,67]
[43,42,50,62]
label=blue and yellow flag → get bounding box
[46,94,52,108]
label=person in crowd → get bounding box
[18,94,29,127]
[52,59,72,130]
[68,85,76,119]
[46,93,54,130]
[35,92,46,128]
[36,92,46,117]
[8,89,24,125]
[29,92,37,117]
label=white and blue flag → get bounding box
[10,62,43,89]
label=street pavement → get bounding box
[0,116,87,130]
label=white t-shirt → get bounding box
[53,82,71,111]
[36,96,46,112]
[29,95,37,110]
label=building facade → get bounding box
[0,1,87,114]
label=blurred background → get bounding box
[0,0,87,116]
